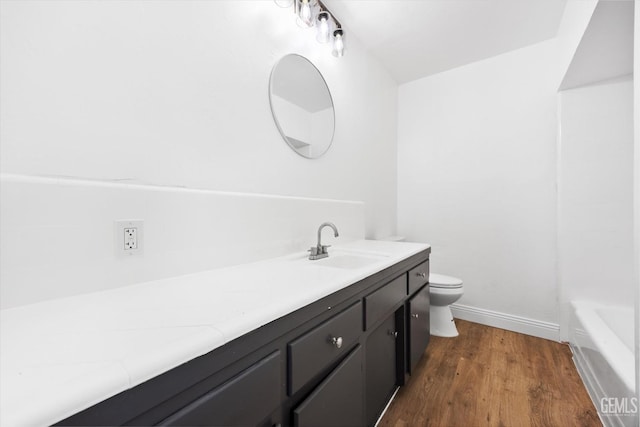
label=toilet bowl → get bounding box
[429,273,463,337]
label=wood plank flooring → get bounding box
[379,320,601,427]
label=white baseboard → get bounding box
[450,303,560,342]
[570,345,610,427]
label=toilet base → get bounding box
[430,305,459,337]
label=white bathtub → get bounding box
[570,301,637,427]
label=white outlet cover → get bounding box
[115,220,144,257]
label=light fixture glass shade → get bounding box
[332,29,344,57]
[316,12,332,43]
[296,0,317,27]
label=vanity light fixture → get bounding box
[316,11,331,43]
[332,29,344,57]
[277,0,345,57]
[297,0,315,27]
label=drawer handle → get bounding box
[416,272,426,278]
[331,336,343,349]
[411,313,419,319]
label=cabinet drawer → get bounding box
[408,260,429,295]
[288,302,362,395]
[364,275,406,330]
[160,351,281,426]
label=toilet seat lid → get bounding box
[429,273,463,288]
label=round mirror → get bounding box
[269,54,335,158]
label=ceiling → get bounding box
[322,0,568,83]
[560,0,634,90]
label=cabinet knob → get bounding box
[416,272,426,278]
[411,313,419,319]
[388,330,398,339]
[331,336,343,349]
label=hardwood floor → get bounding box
[378,319,601,427]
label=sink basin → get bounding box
[312,253,387,269]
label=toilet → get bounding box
[429,273,464,337]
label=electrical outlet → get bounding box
[124,227,138,250]
[115,220,143,257]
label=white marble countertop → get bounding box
[0,240,429,426]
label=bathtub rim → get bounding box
[570,300,636,395]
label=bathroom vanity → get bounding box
[2,241,430,427]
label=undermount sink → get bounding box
[312,253,387,269]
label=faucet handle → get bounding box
[321,245,331,254]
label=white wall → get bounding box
[311,107,335,158]
[0,0,398,239]
[634,0,640,409]
[558,77,634,338]
[398,40,560,338]
[0,175,365,308]
[396,1,620,341]
[0,1,398,307]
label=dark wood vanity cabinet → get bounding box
[56,249,430,427]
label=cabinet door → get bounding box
[365,314,398,427]
[293,346,363,427]
[159,352,281,426]
[408,285,430,374]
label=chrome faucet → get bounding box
[309,222,339,260]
